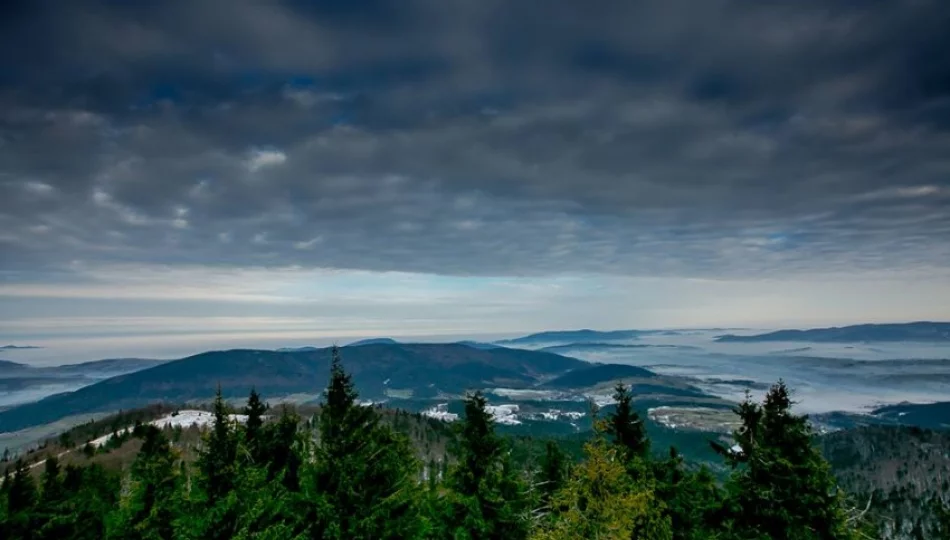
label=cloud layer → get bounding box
[2,1,950,281]
[0,1,949,346]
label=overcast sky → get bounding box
[1,0,949,352]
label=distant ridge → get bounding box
[539,343,695,353]
[0,345,42,350]
[347,337,400,347]
[455,340,502,350]
[715,322,950,343]
[497,329,644,345]
[0,359,28,371]
[542,363,657,388]
[0,343,586,433]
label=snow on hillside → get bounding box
[532,409,585,421]
[90,410,249,447]
[421,403,459,422]
[486,404,521,425]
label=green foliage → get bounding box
[243,387,268,464]
[532,429,671,540]
[107,426,179,540]
[0,372,875,540]
[605,382,650,462]
[653,447,725,540]
[435,390,531,540]
[537,440,568,506]
[196,386,238,506]
[301,345,427,539]
[714,381,857,539]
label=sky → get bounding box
[1,0,950,357]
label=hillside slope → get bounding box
[0,344,586,433]
[542,363,657,388]
[819,425,950,538]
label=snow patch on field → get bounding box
[532,409,586,421]
[588,394,616,407]
[422,403,459,422]
[490,388,560,400]
[90,410,249,447]
[486,404,521,425]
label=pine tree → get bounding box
[304,346,425,539]
[438,391,530,540]
[715,381,857,539]
[264,405,301,491]
[197,386,238,505]
[70,464,120,540]
[652,447,724,540]
[33,456,70,540]
[605,382,650,461]
[4,459,37,539]
[39,456,63,505]
[244,387,268,464]
[537,440,567,507]
[108,425,179,540]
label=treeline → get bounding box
[0,346,932,539]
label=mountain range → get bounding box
[715,322,950,343]
[497,329,648,345]
[0,343,591,433]
[0,358,166,377]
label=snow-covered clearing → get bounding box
[421,403,459,422]
[90,410,249,448]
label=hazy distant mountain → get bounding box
[275,346,320,352]
[497,329,644,345]
[715,322,950,343]
[539,343,695,353]
[872,401,950,428]
[0,359,28,373]
[347,337,399,346]
[0,343,586,433]
[0,345,41,350]
[455,340,502,350]
[46,358,167,375]
[542,363,657,388]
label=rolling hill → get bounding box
[542,363,657,388]
[715,322,950,343]
[872,401,950,429]
[0,343,587,433]
[497,329,644,345]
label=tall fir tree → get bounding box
[652,447,725,540]
[304,345,425,539]
[4,459,37,539]
[537,440,568,507]
[438,391,531,540]
[108,425,179,540]
[264,405,302,491]
[714,381,857,539]
[605,382,650,461]
[197,386,238,506]
[243,387,268,464]
[33,456,68,540]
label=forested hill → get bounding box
[819,425,950,539]
[716,321,950,342]
[0,343,586,433]
[1,345,928,539]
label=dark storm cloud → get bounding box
[1,0,949,279]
